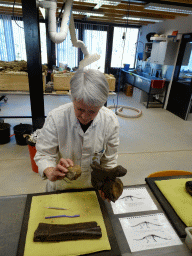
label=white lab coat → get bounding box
[34,102,119,191]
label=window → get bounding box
[111,27,139,68]
[1,15,139,72]
[39,23,47,64]
[0,17,8,61]
[56,25,78,69]
[83,24,107,73]
[12,18,26,61]
[0,15,47,64]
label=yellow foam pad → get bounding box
[155,178,192,226]
[24,191,111,256]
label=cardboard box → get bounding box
[53,72,116,92]
[105,74,116,91]
[124,83,133,96]
[0,72,46,91]
[53,72,74,91]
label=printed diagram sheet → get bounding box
[119,213,182,252]
[111,187,157,214]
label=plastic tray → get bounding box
[185,227,192,251]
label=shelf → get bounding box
[150,37,167,41]
[150,36,177,42]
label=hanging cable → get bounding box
[58,2,65,24]
[108,0,142,118]
[12,0,24,29]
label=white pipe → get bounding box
[37,0,100,68]
[69,14,89,57]
[39,0,73,44]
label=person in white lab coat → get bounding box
[34,69,119,200]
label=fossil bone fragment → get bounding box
[90,161,127,202]
[186,181,192,196]
[34,221,102,242]
[66,165,82,180]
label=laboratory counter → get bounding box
[0,180,192,256]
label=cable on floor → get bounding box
[108,105,142,118]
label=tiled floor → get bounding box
[0,91,192,196]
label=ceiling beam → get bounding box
[85,16,150,25]
[143,0,192,7]
[160,0,192,3]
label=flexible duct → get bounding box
[69,13,100,68]
[37,0,100,67]
[38,0,73,44]
[69,14,89,57]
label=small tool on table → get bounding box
[44,207,69,210]
[45,214,80,219]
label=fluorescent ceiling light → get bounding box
[74,0,120,9]
[72,10,104,17]
[94,0,120,9]
[0,2,22,8]
[144,3,192,15]
[123,16,164,23]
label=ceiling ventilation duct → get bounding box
[36,0,100,68]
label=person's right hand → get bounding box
[43,158,74,181]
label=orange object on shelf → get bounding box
[28,145,38,173]
[172,30,178,36]
[148,170,192,178]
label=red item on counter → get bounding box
[151,80,165,89]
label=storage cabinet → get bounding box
[150,41,179,65]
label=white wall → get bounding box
[138,14,192,52]
[137,15,192,109]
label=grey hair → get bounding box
[70,69,109,106]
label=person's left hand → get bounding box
[98,190,111,203]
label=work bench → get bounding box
[0,177,192,256]
[121,69,168,108]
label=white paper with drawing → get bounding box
[111,187,157,214]
[119,213,182,252]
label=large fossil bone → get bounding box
[90,161,127,202]
[34,222,102,242]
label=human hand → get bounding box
[44,158,74,181]
[98,190,111,203]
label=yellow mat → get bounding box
[155,178,192,227]
[23,191,111,256]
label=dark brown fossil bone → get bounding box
[34,222,102,242]
[66,165,82,180]
[90,161,127,202]
[186,181,192,196]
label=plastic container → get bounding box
[13,123,33,145]
[124,64,130,71]
[28,144,38,173]
[185,227,192,251]
[0,123,11,144]
[26,136,38,173]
